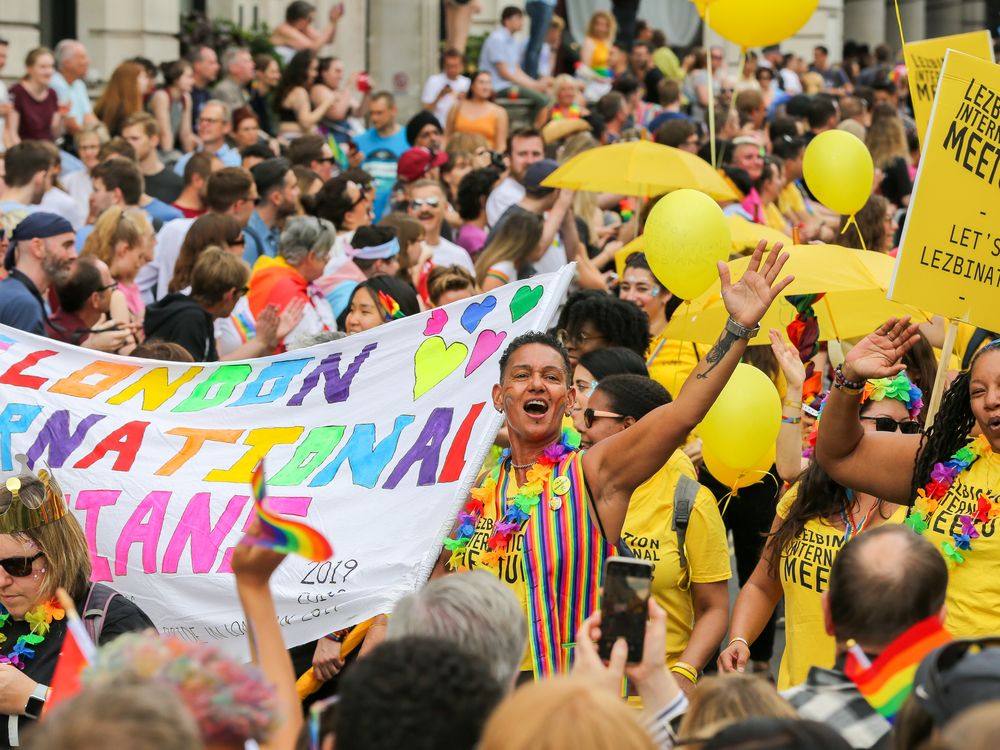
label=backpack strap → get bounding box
[81,583,119,645]
[672,475,699,570]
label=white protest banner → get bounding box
[0,267,573,656]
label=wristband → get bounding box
[728,636,750,650]
[670,663,698,684]
[782,399,802,409]
[833,364,865,394]
[725,317,761,341]
[782,416,802,425]
[324,629,349,643]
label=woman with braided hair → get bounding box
[816,317,1000,638]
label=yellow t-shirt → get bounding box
[778,182,806,218]
[647,333,702,400]
[774,486,904,689]
[919,449,1000,637]
[621,451,731,664]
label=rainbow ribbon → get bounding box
[244,462,333,562]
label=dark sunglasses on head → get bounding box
[0,552,43,577]
[583,408,625,429]
[97,281,119,292]
[236,285,250,297]
[410,197,441,209]
[861,416,922,434]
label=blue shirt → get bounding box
[352,127,410,222]
[173,143,242,176]
[243,210,280,263]
[479,27,521,92]
[0,273,46,336]
[143,198,184,230]
[50,72,93,125]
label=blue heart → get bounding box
[460,295,497,333]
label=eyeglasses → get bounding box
[557,329,605,347]
[198,117,225,125]
[236,285,250,298]
[97,281,118,292]
[410,197,441,209]
[583,408,625,429]
[860,416,922,434]
[0,552,44,577]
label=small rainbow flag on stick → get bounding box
[244,461,333,562]
[844,615,951,723]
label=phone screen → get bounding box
[598,558,653,663]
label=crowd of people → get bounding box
[0,1,997,749]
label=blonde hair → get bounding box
[191,246,250,305]
[586,10,616,42]
[446,132,490,154]
[678,674,797,748]
[0,474,92,601]
[474,210,542,285]
[426,264,476,306]
[81,206,147,272]
[866,102,910,168]
[479,676,656,750]
[801,71,825,95]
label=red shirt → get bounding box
[10,83,57,142]
[172,203,206,219]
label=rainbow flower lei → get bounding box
[444,430,579,570]
[551,103,581,121]
[906,435,996,566]
[0,598,64,670]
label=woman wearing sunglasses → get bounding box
[816,319,1000,646]
[719,370,923,689]
[0,466,153,744]
[575,374,731,694]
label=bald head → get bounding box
[827,525,947,648]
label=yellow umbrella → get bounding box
[665,245,933,346]
[613,216,791,278]
[542,141,738,201]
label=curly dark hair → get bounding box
[499,331,571,383]
[909,343,1000,504]
[561,294,651,358]
[457,167,501,221]
[335,636,502,750]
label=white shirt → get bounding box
[779,68,803,95]
[426,237,475,274]
[421,73,471,130]
[486,177,525,227]
[137,217,195,304]
[62,171,92,222]
[41,187,87,231]
[283,287,339,351]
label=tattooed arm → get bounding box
[583,242,793,543]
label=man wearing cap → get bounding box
[781,525,948,750]
[484,159,579,275]
[407,179,474,274]
[406,111,444,152]
[0,212,77,336]
[244,158,301,263]
[397,147,448,186]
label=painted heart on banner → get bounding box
[423,308,448,336]
[460,295,497,333]
[464,330,507,376]
[509,285,543,322]
[413,336,469,399]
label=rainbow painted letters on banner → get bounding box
[0,268,572,656]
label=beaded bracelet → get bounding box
[833,363,864,394]
[782,416,802,425]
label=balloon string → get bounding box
[893,0,906,47]
[840,214,867,251]
[717,468,776,515]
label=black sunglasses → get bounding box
[0,552,43,577]
[583,408,625,429]
[861,416,922,434]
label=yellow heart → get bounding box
[413,336,469,399]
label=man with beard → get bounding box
[485,128,544,226]
[0,212,77,335]
[244,158,301,262]
[407,179,474,274]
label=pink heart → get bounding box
[423,308,448,336]
[465,330,507,376]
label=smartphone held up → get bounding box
[597,556,653,663]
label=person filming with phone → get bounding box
[435,242,793,681]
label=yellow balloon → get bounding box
[802,130,874,216]
[644,189,731,300]
[694,0,819,49]
[697,363,781,467]
[703,442,776,491]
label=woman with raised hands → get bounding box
[815,317,1000,639]
[437,241,792,680]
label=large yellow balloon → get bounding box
[692,0,819,49]
[802,130,874,216]
[644,189,731,301]
[703,442,776,491]
[697,363,781,468]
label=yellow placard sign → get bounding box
[905,30,993,144]
[890,50,1000,332]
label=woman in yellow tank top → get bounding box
[582,11,616,78]
[445,71,509,151]
[718,370,923,688]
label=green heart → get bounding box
[413,336,469,399]
[509,285,544,322]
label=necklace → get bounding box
[0,598,64,670]
[840,490,877,542]
[443,430,577,570]
[906,435,997,566]
[510,457,537,470]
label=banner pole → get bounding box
[925,319,958,429]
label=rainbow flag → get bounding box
[844,615,951,723]
[327,133,348,170]
[244,462,333,562]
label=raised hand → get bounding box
[769,328,806,389]
[843,317,920,381]
[277,297,306,340]
[719,240,793,328]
